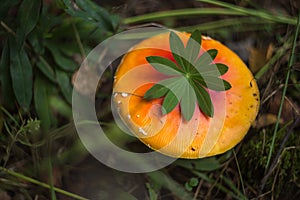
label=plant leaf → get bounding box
[16,0,42,46]
[215,63,229,75]
[186,29,201,63]
[34,76,52,130]
[36,58,56,83]
[180,82,197,121]
[144,84,169,100]
[162,90,179,115]
[169,31,188,71]
[0,39,15,109]
[9,37,33,109]
[191,82,213,117]
[195,49,218,69]
[56,69,73,104]
[146,56,183,76]
[195,63,228,77]
[199,76,231,91]
[46,42,77,71]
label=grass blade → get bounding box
[265,13,300,170]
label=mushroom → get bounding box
[113,31,259,159]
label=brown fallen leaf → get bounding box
[249,43,274,74]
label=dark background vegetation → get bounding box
[0,0,299,199]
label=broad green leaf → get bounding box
[169,31,188,71]
[180,83,196,121]
[186,30,201,63]
[56,69,72,104]
[144,84,169,100]
[36,58,56,83]
[146,56,183,76]
[28,28,45,54]
[34,76,52,130]
[195,49,218,69]
[0,39,15,109]
[162,91,179,115]
[17,0,42,46]
[75,0,116,30]
[192,82,213,117]
[9,37,33,109]
[46,42,77,71]
[63,0,119,31]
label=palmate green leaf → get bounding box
[144,29,232,120]
[195,49,218,69]
[193,76,231,91]
[144,77,185,100]
[196,63,228,76]
[169,32,188,71]
[162,90,179,115]
[191,81,214,117]
[144,84,169,99]
[186,29,201,64]
[180,83,197,121]
[146,56,183,76]
[215,63,229,75]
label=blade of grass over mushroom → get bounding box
[265,13,300,170]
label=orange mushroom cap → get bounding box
[113,31,260,159]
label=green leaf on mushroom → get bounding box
[144,30,231,121]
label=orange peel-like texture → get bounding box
[113,31,260,159]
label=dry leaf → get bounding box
[249,43,274,73]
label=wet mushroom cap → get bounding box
[113,32,260,159]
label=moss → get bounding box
[239,127,300,199]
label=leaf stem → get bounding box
[265,13,300,170]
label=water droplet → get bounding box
[117,100,121,104]
[127,114,131,119]
[121,92,128,97]
[138,127,147,136]
[136,114,140,118]
[113,93,118,97]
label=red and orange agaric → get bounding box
[113,30,260,159]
